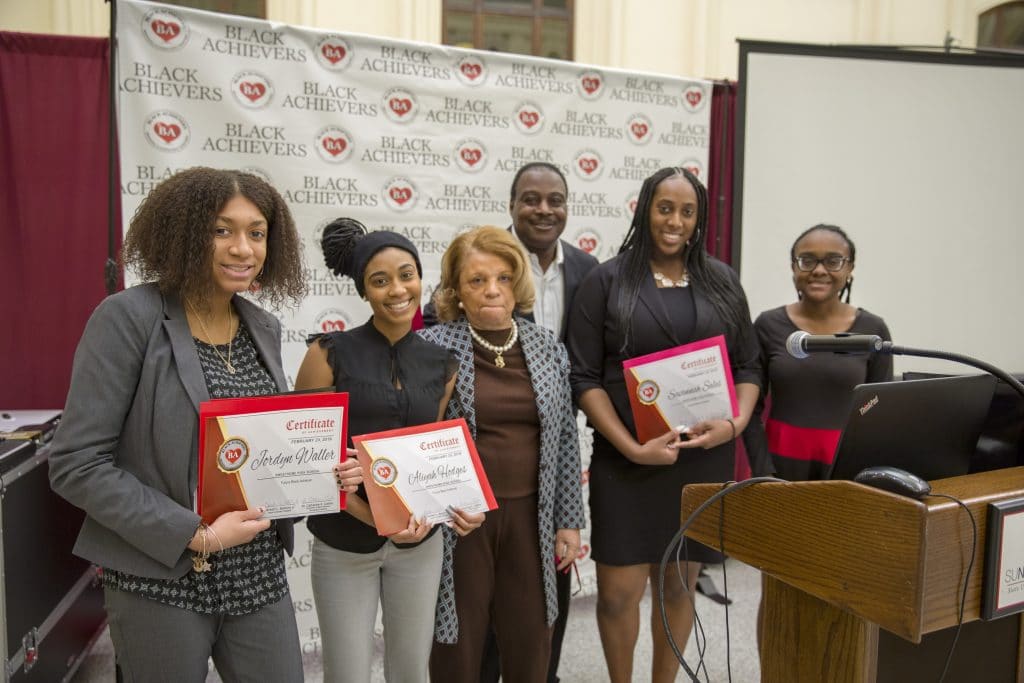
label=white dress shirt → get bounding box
[525,239,565,335]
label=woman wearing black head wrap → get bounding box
[294,218,481,683]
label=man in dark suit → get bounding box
[424,162,598,682]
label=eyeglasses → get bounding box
[793,255,850,272]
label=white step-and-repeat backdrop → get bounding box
[117,0,711,654]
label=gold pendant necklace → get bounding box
[468,320,518,368]
[188,301,236,374]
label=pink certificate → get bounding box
[622,335,738,444]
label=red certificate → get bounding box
[623,335,738,444]
[197,392,349,524]
[352,418,498,536]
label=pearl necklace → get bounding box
[653,271,690,288]
[468,319,518,368]
[188,301,237,374]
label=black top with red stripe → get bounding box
[755,306,892,480]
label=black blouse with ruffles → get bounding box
[305,320,458,553]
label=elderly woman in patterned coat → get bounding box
[419,226,585,683]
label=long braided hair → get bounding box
[615,167,752,354]
[790,223,856,303]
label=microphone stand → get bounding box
[880,342,1024,401]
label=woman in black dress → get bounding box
[567,167,761,683]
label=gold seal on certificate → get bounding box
[370,458,399,488]
[353,418,498,536]
[623,335,738,444]
[197,392,349,524]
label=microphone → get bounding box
[785,331,884,359]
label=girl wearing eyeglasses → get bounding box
[748,223,892,481]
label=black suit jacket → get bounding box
[422,235,598,342]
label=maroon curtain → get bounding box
[0,32,118,409]
[706,80,736,265]
[703,81,750,479]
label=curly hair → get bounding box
[433,225,535,321]
[121,167,306,309]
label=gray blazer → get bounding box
[418,317,585,644]
[48,283,294,580]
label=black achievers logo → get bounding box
[284,175,378,207]
[382,87,418,123]
[144,111,190,152]
[610,154,662,181]
[626,113,654,145]
[682,83,708,113]
[121,62,221,101]
[573,229,601,256]
[550,109,622,139]
[453,139,488,173]
[497,63,572,94]
[659,121,710,147]
[577,70,605,100]
[454,54,487,86]
[202,122,308,157]
[315,35,354,71]
[122,164,188,196]
[426,97,509,129]
[493,146,568,175]
[513,101,545,135]
[362,135,449,168]
[314,127,354,163]
[568,191,623,219]
[282,82,377,117]
[382,177,418,212]
[610,76,679,107]
[142,8,189,49]
[376,225,451,257]
[425,184,505,214]
[231,71,274,108]
[314,308,352,333]
[202,24,307,62]
[361,45,452,80]
[572,149,604,182]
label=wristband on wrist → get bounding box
[725,417,736,440]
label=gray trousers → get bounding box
[311,532,443,683]
[104,587,302,682]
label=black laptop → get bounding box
[828,374,997,481]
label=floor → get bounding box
[70,558,762,682]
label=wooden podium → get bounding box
[681,467,1024,682]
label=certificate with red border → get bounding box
[197,392,349,524]
[352,418,498,536]
[623,335,738,444]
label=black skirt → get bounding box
[588,433,731,566]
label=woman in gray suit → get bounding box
[48,168,362,682]
[419,226,585,683]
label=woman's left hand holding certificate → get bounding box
[334,451,363,493]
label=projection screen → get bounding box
[734,41,1024,375]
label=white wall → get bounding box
[1,0,1010,79]
[736,46,1024,375]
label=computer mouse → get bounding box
[853,466,932,500]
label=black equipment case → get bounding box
[0,416,106,682]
